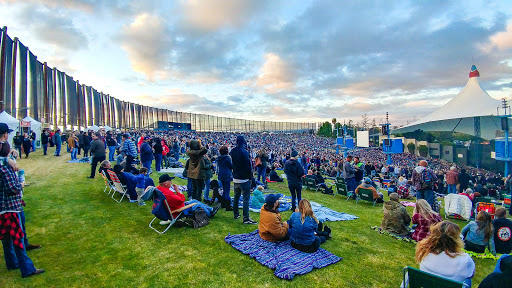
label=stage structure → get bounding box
[495,99,512,176]
[393,65,504,140]
[0,27,315,133]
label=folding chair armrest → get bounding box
[170,203,197,214]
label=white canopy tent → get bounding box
[102,125,113,132]
[0,111,19,146]
[393,65,505,140]
[86,125,100,132]
[22,116,42,145]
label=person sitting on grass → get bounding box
[251,185,265,208]
[478,254,512,288]
[381,192,411,236]
[258,194,288,242]
[493,207,512,254]
[288,199,331,253]
[268,166,283,182]
[414,221,475,286]
[355,177,384,203]
[462,211,496,255]
[411,199,442,242]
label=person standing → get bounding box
[173,140,180,161]
[106,131,117,162]
[343,155,356,193]
[230,135,257,224]
[353,156,365,184]
[120,134,138,173]
[412,160,437,207]
[22,133,31,159]
[284,149,305,211]
[216,145,233,210]
[82,131,91,158]
[153,137,163,172]
[140,137,154,172]
[41,130,49,156]
[30,131,36,152]
[256,147,269,186]
[53,129,62,156]
[186,139,207,201]
[13,132,22,158]
[87,132,106,179]
[76,131,84,155]
[68,132,78,161]
[0,127,45,278]
[445,166,458,194]
[458,169,471,193]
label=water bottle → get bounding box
[18,169,25,183]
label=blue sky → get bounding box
[1,0,511,126]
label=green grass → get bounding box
[0,147,499,287]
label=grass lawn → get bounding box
[0,146,499,287]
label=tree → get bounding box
[360,113,370,130]
[371,118,377,128]
[407,142,416,154]
[318,121,333,137]
[418,145,428,157]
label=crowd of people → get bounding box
[1,126,511,286]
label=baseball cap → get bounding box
[0,123,13,134]
[159,174,175,183]
[265,194,281,206]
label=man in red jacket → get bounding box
[157,174,185,218]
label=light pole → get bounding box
[497,99,511,177]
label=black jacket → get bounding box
[284,158,304,186]
[41,133,49,144]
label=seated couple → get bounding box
[381,193,442,241]
[258,194,331,253]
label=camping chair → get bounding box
[100,170,114,195]
[304,177,318,191]
[504,195,511,209]
[149,189,197,234]
[356,188,379,206]
[335,177,345,184]
[476,202,496,220]
[402,266,469,288]
[106,170,128,203]
[335,182,353,200]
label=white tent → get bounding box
[0,111,19,146]
[22,116,42,146]
[86,125,100,132]
[393,65,504,140]
[102,125,113,132]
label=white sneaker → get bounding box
[159,220,172,225]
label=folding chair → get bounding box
[335,177,345,184]
[504,195,511,209]
[476,202,496,220]
[356,188,379,207]
[335,182,353,200]
[402,266,469,288]
[304,177,318,191]
[107,170,128,203]
[149,189,197,234]
[100,170,114,195]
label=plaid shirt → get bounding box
[397,184,410,198]
[445,170,458,185]
[411,213,442,242]
[0,212,24,249]
[0,165,23,213]
[122,139,138,157]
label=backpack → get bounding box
[189,208,210,228]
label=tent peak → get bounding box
[469,65,480,78]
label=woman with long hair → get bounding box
[415,221,475,286]
[461,211,496,255]
[288,199,331,253]
[411,199,442,242]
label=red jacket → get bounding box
[158,185,185,218]
[162,141,170,156]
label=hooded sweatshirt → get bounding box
[284,158,305,186]
[230,136,252,181]
[187,140,207,179]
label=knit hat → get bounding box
[291,150,299,157]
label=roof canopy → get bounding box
[393,65,504,140]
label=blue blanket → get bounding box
[237,194,291,212]
[225,230,341,280]
[310,201,359,222]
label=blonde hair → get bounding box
[298,199,318,225]
[415,221,464,263]
[256,185,264,192]
[415,199,439,221]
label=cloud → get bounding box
[0,0,96,12]
[483,22,512,52]
[240,53,296,94]
[117,13,172,81]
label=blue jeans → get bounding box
[417,189,434,207]
[447,184,457,194]
[220,180,231,201]
[42,144,47,155]
[233,181,251,220]
[55,143,61,156]
[142,160,152,171]
[71,148,78,160]
[154,154,162,172]
[31,140,36,152]
[345,177,356,192]
[2,213,36,277]
[257,165,266,183]
[203,178,211,200]
[289,184,302,210]
[108,146,116,161]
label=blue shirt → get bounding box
[288,212,317,245]
[122,139,138,157]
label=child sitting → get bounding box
[252,185,266,208]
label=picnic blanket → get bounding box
[174,172,187,180]
[371,226,416,243]
[310,201,358,222]
[225,230,341,280]
[400,201,416,207]
[67,158,90,163]
[159,167,184,174]
[238,194,292,212]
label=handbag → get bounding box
[255,157,262,167]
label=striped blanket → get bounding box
[225,230,341,280]
[310,201,359,222]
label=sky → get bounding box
[1,0,512,126]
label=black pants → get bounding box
[90,156,106,178]
[464,240,485,253]
[83,146,90,157]
[191,179,205,200]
